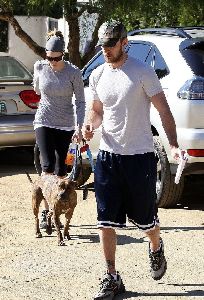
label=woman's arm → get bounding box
[33,61,41,95]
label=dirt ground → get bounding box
[0,148,204,300]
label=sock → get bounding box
[110,273,118,281]
[151,240,162,253]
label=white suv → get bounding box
[82,27,204,208]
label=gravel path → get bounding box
[0,148,204,300]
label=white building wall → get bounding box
[6,13,97,72]
[8,16,57,72]
[58,18,69,52]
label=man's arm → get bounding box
[151,91,181,160]
[83,99,103,140]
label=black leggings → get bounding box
[35,126,74,177]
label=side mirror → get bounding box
[155,68,168,79]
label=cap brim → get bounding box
[97,38,119,47]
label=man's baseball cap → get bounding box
[97,20,127,47]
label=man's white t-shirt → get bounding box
[89,56,163,155]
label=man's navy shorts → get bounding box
[94,150,159,232]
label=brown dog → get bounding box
[28,174,77,246]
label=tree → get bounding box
[0,0,138,67]
[0,0,204,68]
[0,0,46,58]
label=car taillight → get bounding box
[19,90,40,109]
[187,149,204,157]
[177,76,204,100]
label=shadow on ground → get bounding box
[0,147,35,176]
[178,175,204,211]
[0,148,203,211]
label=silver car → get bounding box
[0,55,40,148]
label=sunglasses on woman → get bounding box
[46,55,63,62]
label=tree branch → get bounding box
[0,13,46,58]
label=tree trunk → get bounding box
[0,13,46,58]
[65,15,81,68]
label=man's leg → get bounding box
[94,151,126,299]
[145,225,160,251]
[99,228,117,274]
[94,227,125,300]
[145,225,167,280]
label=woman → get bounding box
[33,30,85,228]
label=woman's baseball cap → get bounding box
[97,20,127,47]
[45,35,65,52]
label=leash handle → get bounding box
[68,143,79,181]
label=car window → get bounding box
[0,57,32,80]
[82,42,152,86]
[145,47,170,79]
[82,41,168,85]
[181,41,204,77]
[127,41,152,62]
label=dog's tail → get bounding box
[26,172,33,184]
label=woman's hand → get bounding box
[72,128,83,143]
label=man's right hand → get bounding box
[82,124,94,141]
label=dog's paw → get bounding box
[36,232,42,238]
[58,240,66,246]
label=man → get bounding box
[83,20,181,300]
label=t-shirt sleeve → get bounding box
[72,67,86,127]
[89,69,101,101]
[140,64,163,98]
[33,61,41,95]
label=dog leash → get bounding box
[67,142,94,200]
[80,141,95,172]
[68,143,81,181]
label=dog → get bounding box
[27,173,77,246]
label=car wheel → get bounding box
[33,143,92,186]
[153,136,184,208]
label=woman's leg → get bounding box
[54,130,74,177]
[35,127,56,174]
[35,127,56,226]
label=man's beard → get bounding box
[104,49,124,63]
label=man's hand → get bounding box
[82,124,94,141]
[171,146,187,162]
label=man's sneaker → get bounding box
[149,238,167,280]
[39,209,49,229]
[94,272,125,300]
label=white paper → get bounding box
[175,153,188,184]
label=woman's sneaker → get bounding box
[149,238,167,280]
[40,210,64,229]
[94,272,125,300]
[39,209,49,229]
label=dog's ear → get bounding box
[69,180,77,189]
[59,181,66,190]
[59,179,77,190]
